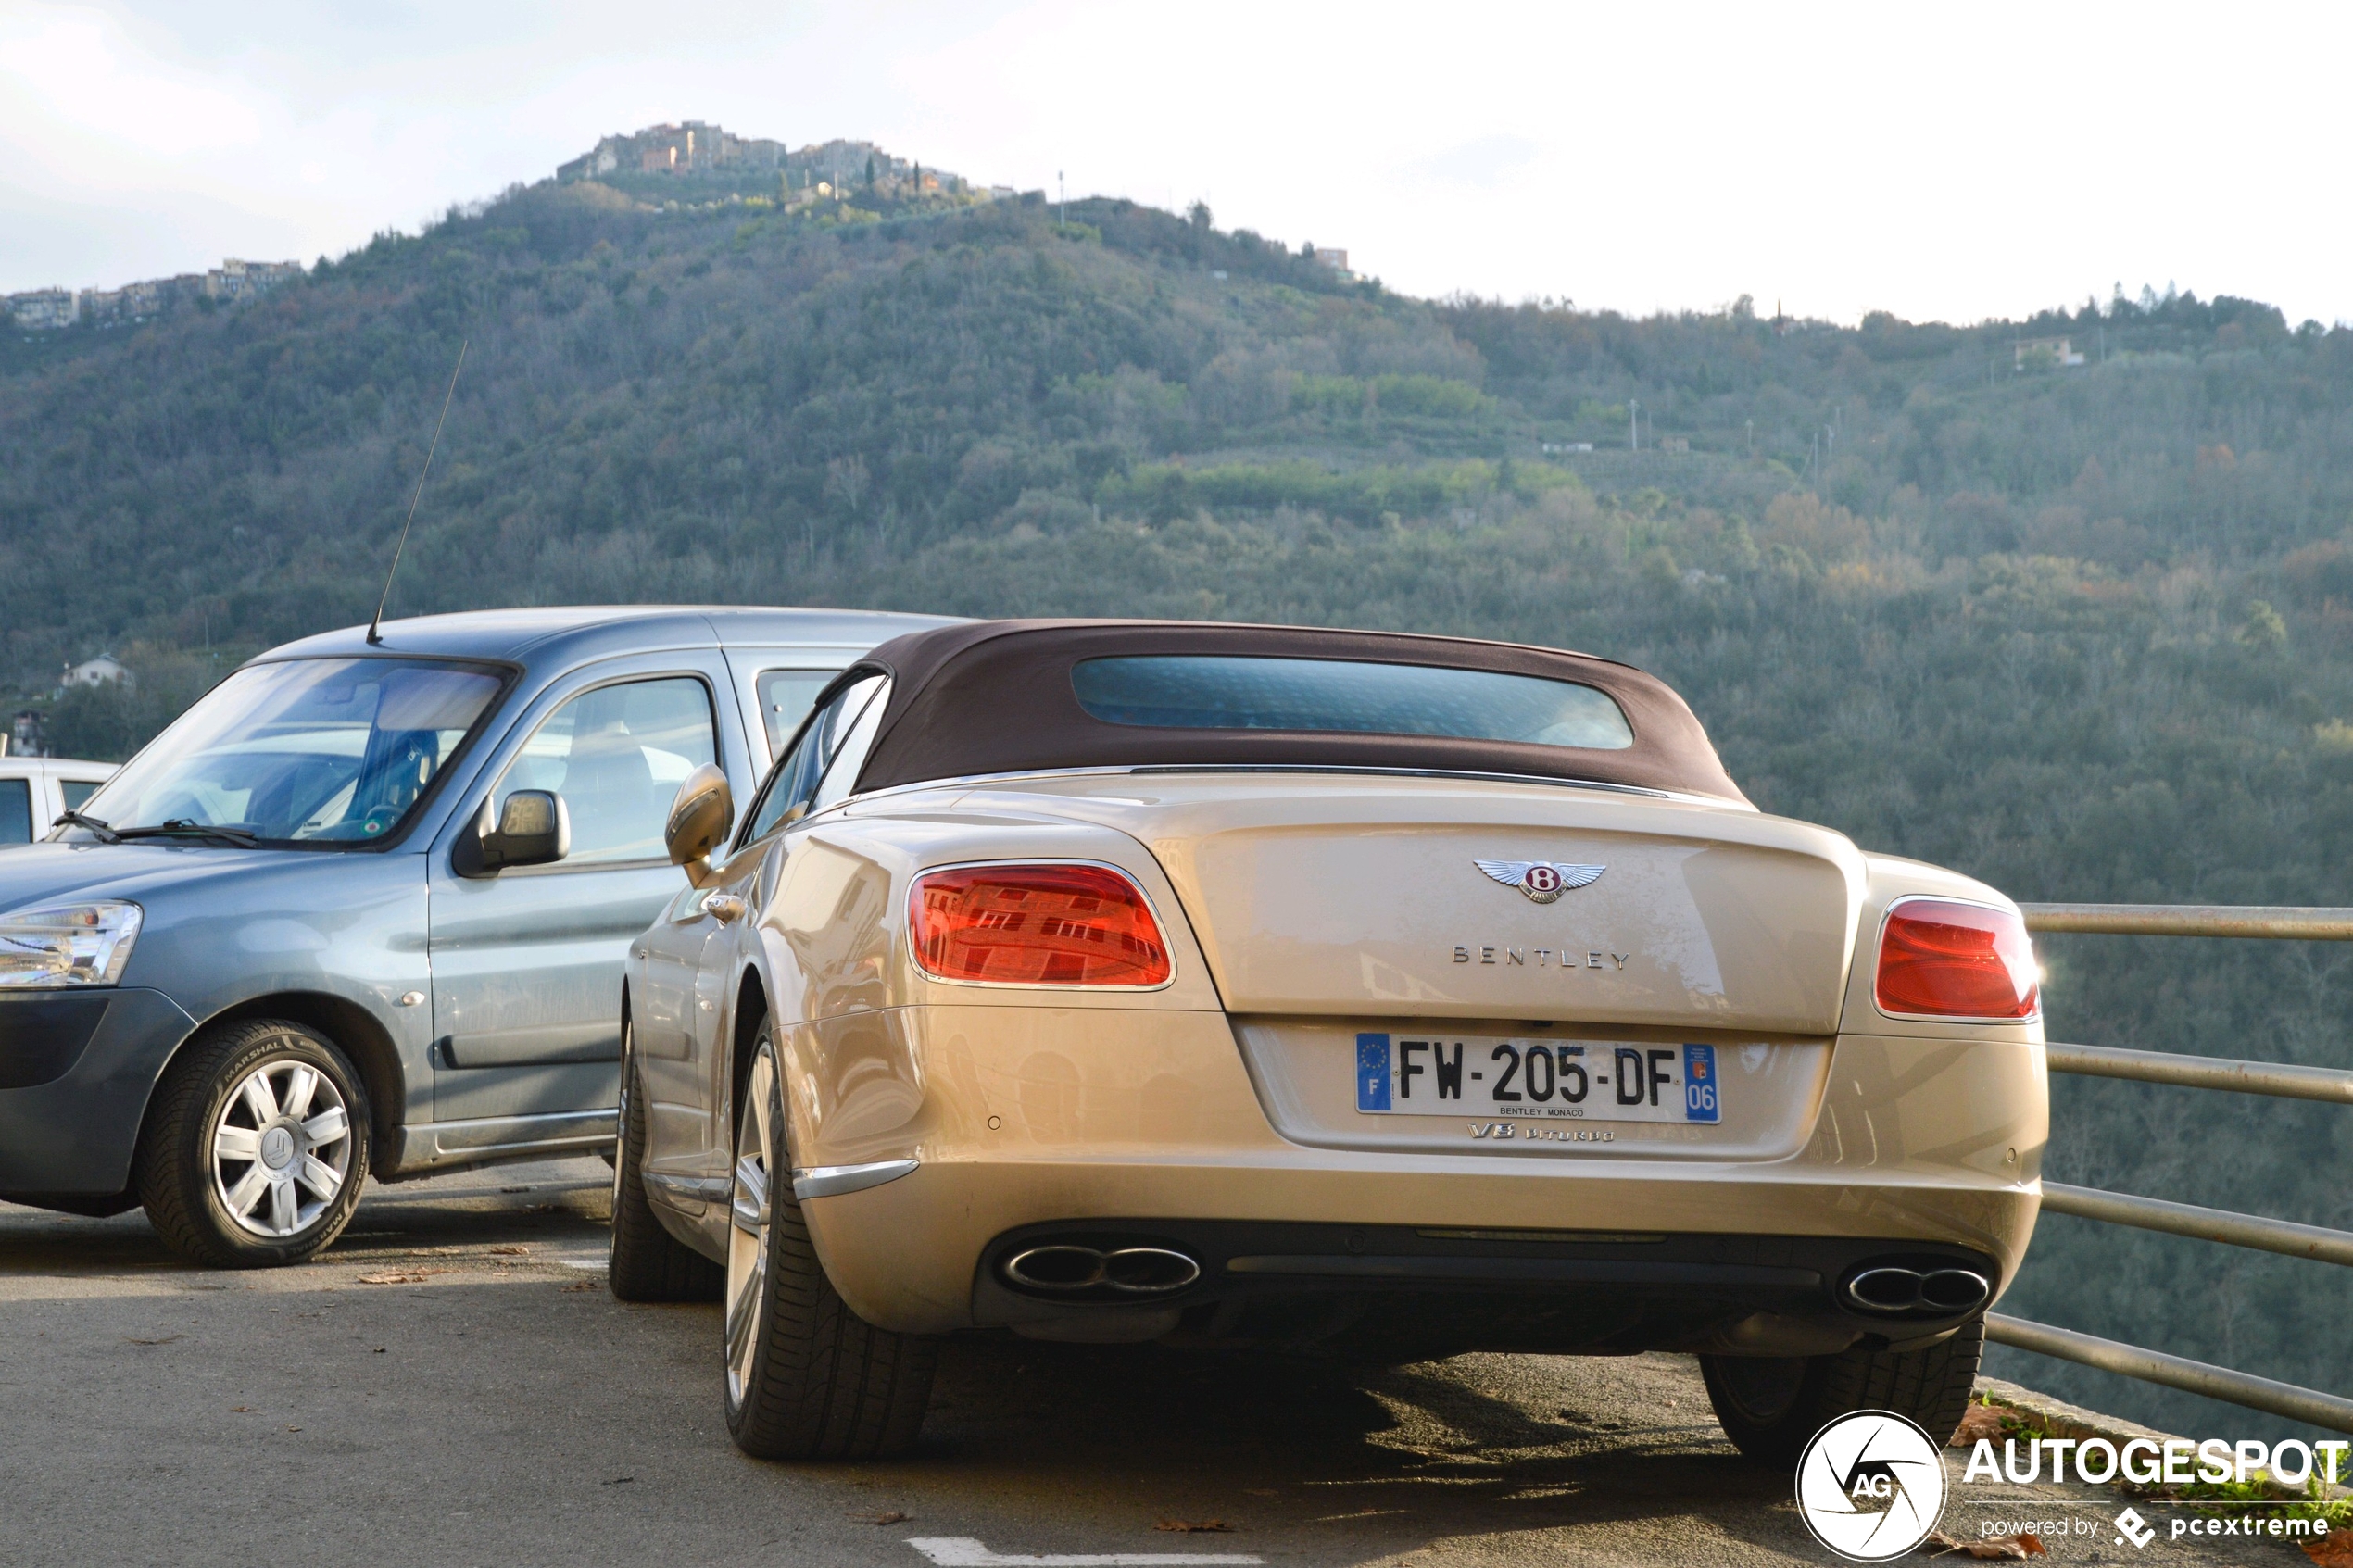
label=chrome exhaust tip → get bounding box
[1843,1264,1993,1314]
[1003,1245,1111,1292]
[1920,1267,1992,1312]
[1101,1247,1201,1294]
[1002,1243,1202,1297]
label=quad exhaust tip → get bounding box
[1003,1244,1202,1296]
[1844,1265,1992,1315]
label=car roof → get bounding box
[255,606,966,670]
[852,617,1752,806]
[0,758,115,777]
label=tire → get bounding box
[608,1023,724,1302]
[1701,1318,1985,1466]
[722,1021,937,1461]
[136,1019,371,1269]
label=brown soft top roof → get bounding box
[846,619,1749,805]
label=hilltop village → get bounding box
[6,123,1353,334]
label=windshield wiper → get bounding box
[52,809,120,843]
[110,819,262,848]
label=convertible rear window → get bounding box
[1069,656,1635,751]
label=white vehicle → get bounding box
[0,754,115,847]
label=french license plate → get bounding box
[1354,1033,1722,1124]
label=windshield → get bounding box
[67,658,508,848]
[1070,655,1636,750]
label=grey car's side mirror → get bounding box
[455,789,571,878]
[665,764,734,889]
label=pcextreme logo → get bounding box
[1795,1410,1948,1562]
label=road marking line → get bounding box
[906,1537,1262,1566]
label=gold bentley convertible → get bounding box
[606,619,2045,1461]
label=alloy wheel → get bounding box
[208,1057,353,1238]
[724,1037,778,1408]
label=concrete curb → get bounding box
[1973,1374,2182,1449]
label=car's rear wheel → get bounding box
[722,1022,937,1460]
[136,1019,371,1268]
[1700,1319,1985,1465]
[608,1022,723,1302]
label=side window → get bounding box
[756,670,839,758]
[743,674,887,842]
[0,779,30,845]
[59,778,104,813]
[495,676,716,867]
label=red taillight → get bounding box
[1875,898,2039,1020]
[908,863,1172,987]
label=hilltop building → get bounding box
[2014,336,2086,370]
[60,655,130,692]
[1313,247,1353,281]
[6,288,77,330]
[8,259,302,332]
[559,120,787,182]
[558,124,968,203]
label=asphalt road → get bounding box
[0,1160,2301,1567]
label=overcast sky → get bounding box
[4,1,2346,326]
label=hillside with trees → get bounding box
[5,158,2352,1438]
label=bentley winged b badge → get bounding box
[1473,859,1606,904]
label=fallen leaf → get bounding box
[229,1406,250,1413]
[371,1347,386,1354]
[487,1245,529,1256]
[854,1511,911,1525]
[284,1426,302,1433]
[122,1334,183,1346]
[561,1281,600,1293]
[2302,1536,2353,1567]
[1949,1403,2007,1446]
[357,1269,447,1286]
[1157,1521,1235,1534]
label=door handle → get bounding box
[704,894,748,924]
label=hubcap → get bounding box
[724,1037,777,1409]
[208,1058,352,1239]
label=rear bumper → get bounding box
[800,1156,2038,1341]
[0,987,195,1198]
[779,1004,2045,1341]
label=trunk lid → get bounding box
[953,772,1863,1160]
[972,773,1864,1031]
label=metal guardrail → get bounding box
[1994,904,2353,1432]
[2044,1041,2353,1104]
[1984,1314,2353,1434]
[2020,903,2353,940]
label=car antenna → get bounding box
[367,338,468,646]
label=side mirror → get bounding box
[664,764,734,889]
[454,789,570,878]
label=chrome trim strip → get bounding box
[816,763,1751,816]
[791,1159,919,1200]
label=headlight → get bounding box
[0,902,144,988]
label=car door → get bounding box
[637,671,890,1178]
[427,656,745,1129]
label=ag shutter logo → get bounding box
[1795,1410,1948,1562]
